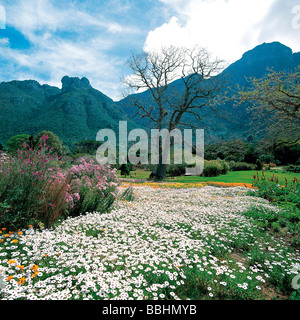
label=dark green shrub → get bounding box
[231,162,255,171]
[220,160,230,174]
[120,163,131,176]
[259,154,275,164]
[6,134,31,153]
[285,165,300,173]
[256,159,262,170]
[35,131,70,156]
[203,160,223,177]
[167,164,186,177]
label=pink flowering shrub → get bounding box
[0,136,118,230]
[58,157,118,217]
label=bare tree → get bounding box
[123,46,225,179]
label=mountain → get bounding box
[0,76,138,147]
[117,41,300,143]
[224,42,300,85]
[0,42,299,148]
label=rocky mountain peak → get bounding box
[240,41,294,67]
[61,76,91,93]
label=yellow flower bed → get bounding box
[121,181,255,189]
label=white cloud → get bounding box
[0,37,9,46]
[0,0,143,100]
[254,0,300,53]
[145,0,277,64]
[3,0,298,102]
[0,35,123,98]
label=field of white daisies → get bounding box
[0,185,299,300]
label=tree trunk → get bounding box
[157,162,167,180]
[156,136,167,180]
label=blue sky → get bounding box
[0,0,299,100]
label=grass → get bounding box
[118,169,300,185]
[117,169,151,180]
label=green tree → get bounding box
[236,66,300,144]
[6,134,30,153]
[35,131,69,156]
[120,163,130,177]
[73,139,102,154]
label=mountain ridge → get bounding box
[0,41,299,147]
[0,75,138,147]
[117,41,300,143]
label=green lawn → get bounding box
[117,169,151,180]
[172,170,300,184]
[118,169,300,185]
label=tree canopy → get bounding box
[236,66,300,145]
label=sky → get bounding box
[0,0,299,101]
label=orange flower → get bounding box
[1,228,6,231]
[16,265,24,271]
[6,275,13,281]
[8,259,16,264]
[12,239,18,244]
[4,234,10,238]
[31,264,39,271]
[28,225,33,228]
[17,277,26,285]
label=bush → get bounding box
[35,131,69,156]
[256,159,262,170]
[67,157,118,217]
[0,137,118,230]
[220,160,230,174]
[167,164,186,177]
[120,163,131,176]
[259,154,275,164]
[0,136,67,229]
[230,162,255,171]
[6,134,31,153]
[285,165,300,173]
[203,160,223,177]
